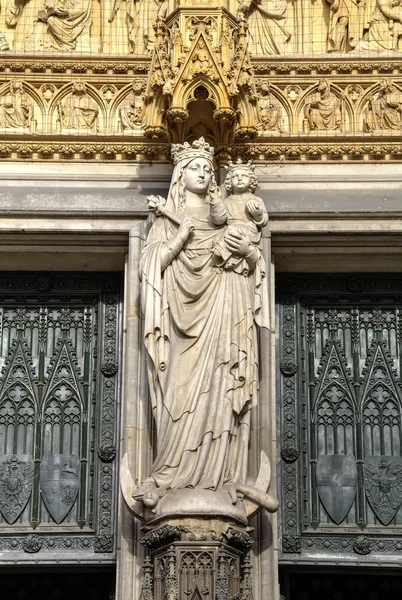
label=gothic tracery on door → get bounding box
[278,275,402,563]
[0,273,121,559]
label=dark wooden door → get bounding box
[0,273,121,561]
[278,274,402,565]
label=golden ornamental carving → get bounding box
[0,138,400,163]
[0,79,35,131]
[1,0,402,163]
[302,79,346,133]
[117,80,146,132]
[256,82,285,134]
[143,8,258,158]
[0,0,401,56]
[5,0,93,52]
[363,80,402,131]
[238,0,292,55]
[56,81,99,132]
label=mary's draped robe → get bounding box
[139,179,269,498]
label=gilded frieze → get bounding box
[0,1,400,162]
[1,0,402,55]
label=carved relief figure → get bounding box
[355,0,402,50]
[0,80,33,129]
[58,82,99,132]
[189,42,213,78]
[365,80,402,131]
[169,20,183,58]
[5,0,40,50]
[326,0,370,51]
[257,84,284,132]
[304,80,344,132]
[238,0,291,55]
[210,159,268,276]
[137,138,277,520]
[0,32,9,50]
[236,52,257,99]
[109,0,167,54]
[6,0,92,50]
[118,81,144,130]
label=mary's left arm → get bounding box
[224,229,260,271]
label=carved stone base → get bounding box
[147,488,248,526]
[140,520,254,600]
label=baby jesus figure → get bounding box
[211,159,268,276]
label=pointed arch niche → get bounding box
[183,86,220,147]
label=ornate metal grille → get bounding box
[278,275,402,563]
[0,273,121,560]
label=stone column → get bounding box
[250,229,279,600]
[116,223,153,600]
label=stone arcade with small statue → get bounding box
[1,0,402,599]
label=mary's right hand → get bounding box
[176,219,195,244]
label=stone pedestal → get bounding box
[140,520,253,600]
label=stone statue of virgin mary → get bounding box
[135,138,277,522]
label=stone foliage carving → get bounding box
[101,361,118,377]
[129,138,277,524]
[23,534,42,553]
[281,444,299,462]
[98,445,116,462]
[141,525,181,547]
[353,535,371,555]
